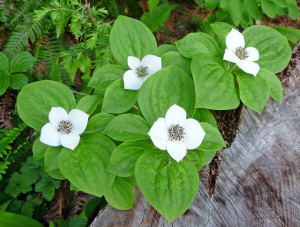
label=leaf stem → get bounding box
[71,91,90,96]
[228,64,237,72]
[84,127,105,134]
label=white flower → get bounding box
[148,104,206,162]
[224,28,260,76]
[40,107,89,150]
[123,55,162,90]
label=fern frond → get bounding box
[148,0,161,12]
[8,0,44,29]
[141,4,178,32]
[3,16,48,58]
[0,123,27,180]
[272,26,300,45]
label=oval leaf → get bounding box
[198,122,226,151]
[102,79,137,114]
[10,52,35,73]
[44,147,65,180]
[106,140,155,177]
[259,69,283,102]
[243,25,291,74]
[59,133,116,196]
[17,80,76,130]
[175,32,221,58]
[10,73,28,90]
[236,70,270,114]
[32,137,48,160]
[110,16,157,67]
[88,64,126,89]
[103,114,150,141]
[135,150,199,222]
[104,177,134,210]
[138,65,195,125]
[191,54,240,110]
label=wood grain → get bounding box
[91,45,300,227]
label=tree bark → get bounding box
[91,44,300,227]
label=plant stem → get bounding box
[228,64,237,72]
[71,91,90,96]
[84,127,105,134]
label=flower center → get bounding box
[168,124,185,141]
[136,66,149,77]
[235,47,248,60]
[57,120,72,134]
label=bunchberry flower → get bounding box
[224,28,260,76]
[40,107,89,150]
[123,55,162,90]
[148,104,206,162]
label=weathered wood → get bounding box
[91,45,300,227]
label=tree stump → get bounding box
[91,44,300,227]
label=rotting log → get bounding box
[91,43,300,227]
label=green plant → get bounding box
[141,1,178,32]
[4,156,60,200]
[0,123,27,180]
[201,0,299,28]
[0,52,35,96]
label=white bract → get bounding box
[40,107,89,150]
[123,55,162,90]
[224,28,260,76]
[148,104,206,162]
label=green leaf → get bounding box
[148,0,160,12]
[104,177,134,210]
[162,51,191,75]
[88,64,126,89]
[141,4,178,32]
[0,52,9,71]
[102,79,138,114]
[68,216,87,227]
[32,137,48,160]
[10,52,35,74]
[261,0,277,18]
[85,112,114,132]
[110,16,157,67]
[138,65,195,125]
[259,69,283,102]
[272,26,300,45]
[10,73,28,90]
[44,147,65,180]
[191,54,240,110]
[0,70,10,96]
[135,150,199,222]
[0,211,43,227]
[203,150,217,165]
[104,114,150,142]
[244,0,262,20]
[35,176,60,201]
[193,108,218,128]
[210,22,235,50]
[59,133,116,196]
[204,0,220,10]
[185,149,206,171]
[20,157,44,185]
[106,140,155,177]
[156,44,177,57]
[198,122,225,151]
[20,203,34,218]
[76,95,101,115]
[243,25,291,74]
[17,80,76,130]
[5,173,31,198]
[236,70,270,113]
[175,32,220,58]
[287,0,299,20]
[228,0,243,26]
